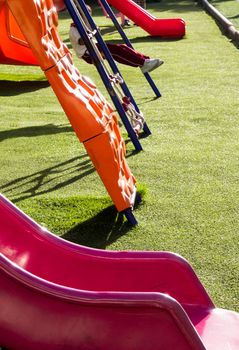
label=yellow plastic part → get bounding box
[5,0,137,212]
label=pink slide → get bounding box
[107,0,186,38]
[0,193,238,350]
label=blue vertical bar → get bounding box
[64,0,143,151]
[99,0,161,99]
[74,0,151,136]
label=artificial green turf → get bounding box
[0,0,238,312]
[210,0,239,29]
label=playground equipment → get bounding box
[98,0,161,98]
[0,0,65,65]
[66,0,151,151]
[0,0,139,224]
[0,1,38,65]
[0,0,155,151]
[0,193,239,349]
[107,0,186,38]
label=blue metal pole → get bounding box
[99,0,161,99]
[74,0,151,136]
[64,0,143,151]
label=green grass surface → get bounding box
[0,0,238,313]
[210,0,239,28]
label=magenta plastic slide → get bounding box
[0,193,238,350]
[107,0,186,38]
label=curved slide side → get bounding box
[0,194,206,350]
[1,195,239,350]
[107,0,186,38]
[5,0,136,213]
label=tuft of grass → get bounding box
[0,0,238,312]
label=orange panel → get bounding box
[45,53,114,142]
[84,118,136,212]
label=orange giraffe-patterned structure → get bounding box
[0,0,138,221]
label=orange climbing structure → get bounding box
[1,0,137,219]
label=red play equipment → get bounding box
[107,0,186,38]
[0,1,38,65]
[0,194,239,349]
[0,0,69,66]
[53,0,66,12]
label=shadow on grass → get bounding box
[62,205,133,249]
[99,25,119,36]
[0,80,50,96]
[0,123,73,142]
[136,95,160,106]
[107,34,184,45]
[132,35,185,43]
[228,14,239,20]
[0,155,95,203]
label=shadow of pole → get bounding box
[0,80,50,96]
[0,124,73,142]
[0,155,95,202]
[62,205,134,249]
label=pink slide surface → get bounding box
[107,0,186,38]
[0,193,238,350]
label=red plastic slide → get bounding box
[0,194,239,350]
[107,0,186,38]
[0,0,65,66]
[0,1,38,65]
